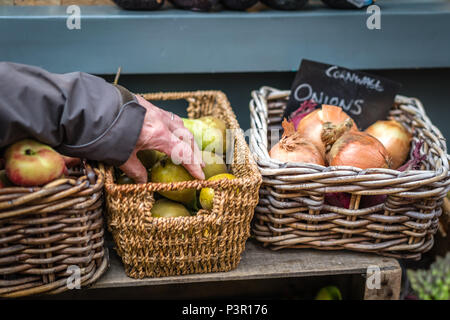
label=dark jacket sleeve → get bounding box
[0,62,146,166]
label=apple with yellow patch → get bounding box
[5,139,65,187]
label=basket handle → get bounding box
[82,160,97,186]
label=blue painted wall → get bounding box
[102,69,450,148]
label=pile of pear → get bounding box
[115,116,236,218]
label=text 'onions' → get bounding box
[365,120,412,169]
[296,104,358,157]
[269,119,325,165]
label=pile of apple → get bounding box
[115,116,236,218]
[0,139,80,189]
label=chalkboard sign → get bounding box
[285,60,402,130]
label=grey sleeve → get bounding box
[0,62,146,166]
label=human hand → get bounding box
[120,95,205,184]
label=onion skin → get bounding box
[290,100,318,130]
[270,139,325,165]
[297,105,358,157]
[398,141,425,171]
[327,131,391,169]
[365,120,412,169]
[269,120,325,165]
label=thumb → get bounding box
[119,153,148,184]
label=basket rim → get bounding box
[103,165,260,193]
[0,167,104,216]
[104,90,262,194]
[249,86,449,176]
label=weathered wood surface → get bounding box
[93,239,401,300]
[364,266,402,300]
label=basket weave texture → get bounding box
[104,90,262,278]
[0,164,108,298]
[249,86,450,260]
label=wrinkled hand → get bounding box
[120,95,205,183]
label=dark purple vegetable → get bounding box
[325,192,351,209]
[397,141,426,171]
[169,0,220,10]
[326,192,386,210]
[261,0,308,10]
[221,0,258,10]
[360,195,386,209]
[289,100,318,130]
[112,0,165,10]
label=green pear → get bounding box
[199,173,236,210]
[137,150,165,169]
[201,151,228,179]
[315,286,342,300]
[182,116,228,155]
[151,198,190,218]
[150,157,196,206]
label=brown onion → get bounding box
[327,131,391,169]
[270,119,325,165]
[365,120,412,169]
[297,104,358,157]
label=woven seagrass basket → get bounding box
[249,86,450,260]
[104,90,262,279]
[0,163,108,298]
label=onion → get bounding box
[365,120,412,169]
[327,130,391,169]
[269,119,325,165]
[297,104,358,157]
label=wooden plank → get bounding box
[364,267,402,300]
[92,240,401,290]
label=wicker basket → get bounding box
[249,86,450,260]
[0,163,108,298]
[104,90,262,278]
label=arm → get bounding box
[0,62,144,166]
[0,62,204,182]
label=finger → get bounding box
[119,153,148,184]
[161,135,205,180]
[172,126,205,168]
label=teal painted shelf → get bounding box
[0,0,449,74]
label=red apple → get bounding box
[5,139,65,187]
